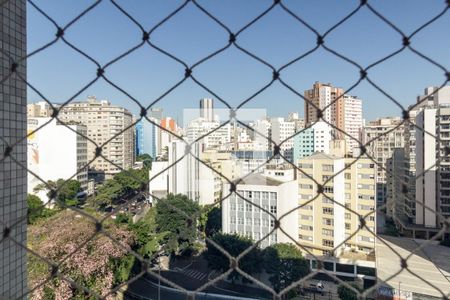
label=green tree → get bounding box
[27,194,44,224]
[155,194,201,255]
[136,154,152,169]
[129,209,167,258]
[337,283,360,300]
[206,233,262,283]
[263,243,310,292]
[91,179,123,209]
[33,179,82,207]
[204,206,222,237]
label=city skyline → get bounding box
[27,0,449,121]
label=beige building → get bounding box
[27,100,53,117]
[297,153,376,257]
[58,96,134,179]
[362,117,404,206]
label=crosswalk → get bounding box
[181,268,207,281]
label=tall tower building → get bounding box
[0,1,28,298]
[58,97,134,179]
[304,82,344,126]
[200,98,214,122]
[304,82,363,155]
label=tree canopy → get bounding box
[263,243,310,292]
[33,179,82,207]
[205,233,262,283]
[204,206,222,237]
[155,194,201,255]
[136,154,152,169]
[337,283,361,300]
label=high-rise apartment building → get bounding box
[415,106,450,235]
[251,119,271,151]
[362,117,404,206]
[270,117,295,161]
[304,82,344,125]
[200,98,214,122]
[58,96,134,179]
[0,1,27,298]
[304,82,363,155]
[293,121,332,163]
[27,118,88,198]
[395,86,450,239]
[297,153,376,257]
[185,117,232,151]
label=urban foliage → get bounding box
[263,243,310,292]
[33,179,82,207]
[155,194,202,255]
[205,233,262,283]
[90,167,149,210]
[27,210,134,299]
[204,206,222,237]
[337,283,361,300]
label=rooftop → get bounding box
[234,173,284,186]
[376,235,450,298]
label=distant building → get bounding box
[251,119,271,151]
[58,96,134,179]
[304,82,363,155]
[270,117,295,161]
[293,121,332,163]
[27,118,88,199]
[362,117,404,206]
[222,170,298,248]
[185,117,232,151]
[386,148,406,219]
[148,107,163,120]
[200,98,214,122]
[27,100,53,117]
[135,117,160,158]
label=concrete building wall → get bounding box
[0,1,27,298]
[27,118,88,198]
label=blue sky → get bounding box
[27,0,449,122]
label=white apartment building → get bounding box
[362,117,404,205]
[270,117,295,162]
[148,160,169,203]
[167,140,221,205]
[342,95,363,155]
[251,119,271,151]
[185,117,232,151]
[27,118,88,200]
[222,172,298,248]
[58,96,134,179]
[415,106,450,232]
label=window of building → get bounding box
[301,215,313,221]
[323,207,334,215]
[238,217,244,225]
[344,173,351,179]
[246,217,252,225]
[322,164,334,172]
[322,218,334,226]
[345,223,351,230]
[322,229,334,236]
[323,186,334,193]
[246,203,253,212]
[270,205,277,214]
[254,219,261,226]
[322,239,334,247]
[263,219,269,227]
[230,203,236,211]
[238,203,244,211]
[270,219,275,228]
[345,213,352,220]
[231,216,236,224]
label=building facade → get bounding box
[270,117,295,162]
[297,153,376,257]
[0,1,27,298]
[135,117,160,158]
[222,173,298,248]
[27,118,88,199]
[200,98,214,122]
[58,96,134,179]
[293,121,332,163]
[362,117,404,206]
